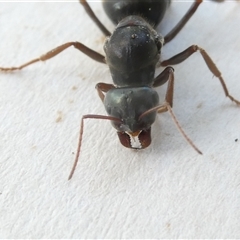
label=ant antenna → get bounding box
[139,103,202,155]
[68,114,122,180]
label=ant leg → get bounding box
[95,82,115,102]
[161,45,240,105]
[153,66,174,88]
[140,68,202,154]
[164,0,202,44]
[0,42,105,72]
[79,0,111,36]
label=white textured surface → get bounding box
[0,1,240,238]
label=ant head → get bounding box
[104,15,163,87]
[104,86,159,149]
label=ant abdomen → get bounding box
[102,0,171,27]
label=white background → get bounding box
[0,1,240,238]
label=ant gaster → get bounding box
[1,0,239,180]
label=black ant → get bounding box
[0,0,239,180]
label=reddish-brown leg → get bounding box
[80,0,111,36]
[161,45,240,105]
[164,0,203,44]
[0,42,105,72]
[153,66,174,88]
[95,82,115,102]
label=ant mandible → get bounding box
[0,0,239,180]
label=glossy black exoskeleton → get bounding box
[102,0,171,27]
[1,0,239,179]
[102,14,163,148]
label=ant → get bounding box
[0,0,239,180]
